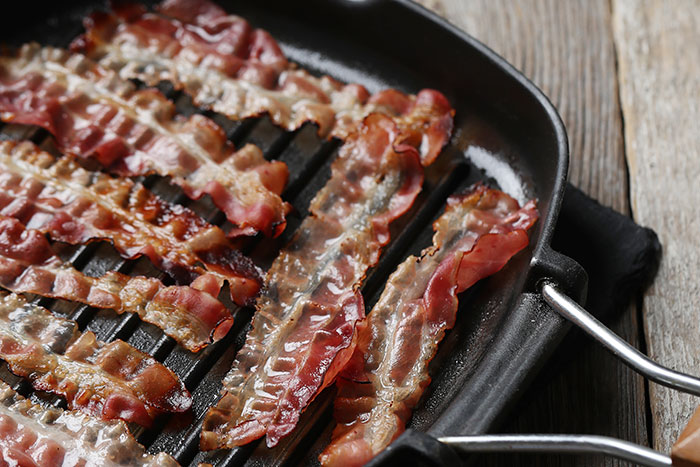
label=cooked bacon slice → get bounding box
[0,140,261,305]
[0,380,179,466]
[319,186,539,467]
[0,292,190,426]
[73,0,454,165]
[0,215,231,352]
[0,43,289,237]
[200,114,424,450]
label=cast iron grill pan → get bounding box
[0,1,587,465]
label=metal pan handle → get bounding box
[541,281,700,397]
[429,282,699,467]
[438,434,672,466]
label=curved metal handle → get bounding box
[541,281,700,397]
[439,434,671,467]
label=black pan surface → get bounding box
[0,1,587,465]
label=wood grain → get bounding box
[422,0,628,213]
[612,0,700,453]
[414,0,649,465]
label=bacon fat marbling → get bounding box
[320,186,538,467]
[73,0,454,164]
[0,380,179,466]
[0,140,261,305]
[200,114,424,450]
[0,215,232,352]
[0,43,289,237]
[0,292,191,427]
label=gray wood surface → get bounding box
[613,0,700,454]
[415,0,655,465]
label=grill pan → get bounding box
[0,0,591,465]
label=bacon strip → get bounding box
[319,186,539,467]
[0,215,231,352]
[0,292,191,427]
[0,43,289,237]
[0,380,179,466]
[200,114,424,450]
[73,0,454,165]
[0,140,261,305]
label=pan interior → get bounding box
[0,1,568,465]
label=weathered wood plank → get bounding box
[423,0,628,213]
[414,0,649,465]
[612,0,700,453]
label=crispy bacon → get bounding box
[0,215,231,352]
[0,43,289,237]
[0,140,261,305]
[200,114,424,450]
[73,0,454,164]
[0,292,191,426]
[0,380,179,466]
[319,186,539,467]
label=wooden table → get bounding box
[415,0,700,465]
